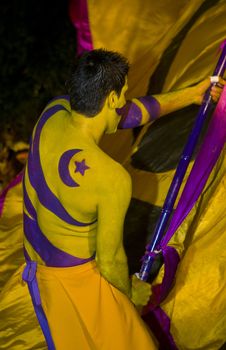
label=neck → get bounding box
[70,109,107,145]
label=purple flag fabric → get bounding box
[142,307,178,350]
[143,87,226,349]
[69,0,93,55]
[0,171,23,217]
[161,85,226,248]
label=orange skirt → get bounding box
[37,260,157,350]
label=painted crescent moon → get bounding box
[58,149,82,187]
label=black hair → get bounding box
[65,49,129,117]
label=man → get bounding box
[22,49,223,349]
[22,49,157,350]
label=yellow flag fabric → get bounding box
[0,265,46,350]
[91,0,206,162]
[87,0,204,97]
[160,147,226,349]
[0,173,24,291]
[0,172,46,349]
[163,1,226,92]
[85,1,226,348]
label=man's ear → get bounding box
[108,90,119,109]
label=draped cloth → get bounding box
[34,260,157,350]
[159,145,226,350]
[145,87,226,349]
[0,265,46,350]
[0,172,24,291]
[0,173,46,349]
[69,0,226,97]
[69,0,226,168]
[162,87,226,245]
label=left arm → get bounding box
[118,77,226,129]
[154,77,225,116]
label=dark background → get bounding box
[0,0,76,141]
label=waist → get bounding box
[24,238,96,268]
[23,259,98,284]
[37,258,97,276]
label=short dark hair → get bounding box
[65,49,129,117]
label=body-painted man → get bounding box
[22,49,158,350]
[3,49,223,350]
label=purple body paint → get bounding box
[24,98,97,266]
[138,96,160,121]
[58,149,82,187]
[23,181,95,267]
[24,212,94,267]
[117,96,160,129]
[74,159,90,176]
[117,101,142,128]
[27,103,95,227]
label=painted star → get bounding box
[74,159,90,176]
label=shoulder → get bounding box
[51,144,132,203]
[31,96,71,138]
[69,146,131,190]
[93,149,132,197]
[43,95,71,113]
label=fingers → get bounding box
[131,275,151,306]
[211,86,223,102]
[210,77,226,103]
[217,76,226,88]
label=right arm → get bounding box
[95,162,151,306]
[95,163,132,298]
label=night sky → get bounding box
[0,0,76,140]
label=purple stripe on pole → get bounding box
[138,96,160,121]
[69,0,93,55]
[161,86,226,247]
[0,171,23,217]
[117,101,142,129]
[24,213,95,267]
[27,104,96,227]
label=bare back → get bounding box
[24,97,132,264]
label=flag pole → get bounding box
[139,41,226,281]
